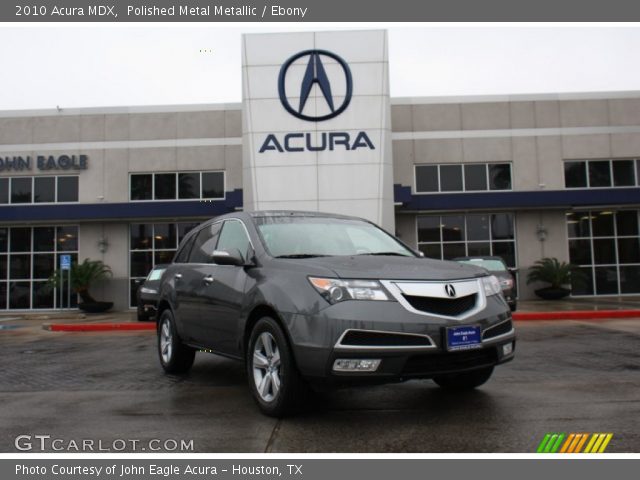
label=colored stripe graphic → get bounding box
[537,433,613,453]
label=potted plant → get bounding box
[49,259,114,313]
[526,257,584,300]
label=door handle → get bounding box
[174,273,182,280]
[203,275,214,285]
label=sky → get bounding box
[1,25,640,110]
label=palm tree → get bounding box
[526,257,585,299]
[49,259,112,304]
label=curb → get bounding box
[512,310,640,321]
[47,322,156,332]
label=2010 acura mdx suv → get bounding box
[156,211,516,416]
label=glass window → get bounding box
[439,165,463,192]
[0,229,6,252]
[467,242,491,257]
[591,211,615,237]
[0,178,7,204]
[178,173,200,199]
[131,174,152,200]
[33,227,55,252]
[441,215,465,242]
[32,281,54,309]
[466,214,490,241]
[612,160,635,187]
[569,239,592,265]
[464,164,488,191]
[153,224,176,250]
[595,266,618,295]
[154,173,176,200]
[564,161,587,188]
[0,282,6,309]
[189,223,222,263]
[617,238,640,264]
[33,254,55,278]
[130,251,153,278]
[0,255,6,279]
[492,242,516,268]
[620,266,640,294]
[616,211,639,236]
[10,255,31,279]
[567,212,591,238]
[593,239,617,264]
[11,177,32,203]
[417,216,440,243]
[9,282,30,309]
[491,213,514,240]
[130,224,152,250]
[178,223,198,243]
[572,267,594,296]
[442,243,465,260]
[217,220,252,261]
[34,177,55,203]
[488,164,511,190]
[418,243,441,259]
[202,172,224,199]
[56,226,78,252]
[415,165,438,193]
[10,228,31,253]
[57,176,78,202]
[155,250,175,265]
[588,161,611,187]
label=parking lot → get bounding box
[1,315,639,453]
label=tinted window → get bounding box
[564,161,587,188]
[612,160,635,187]
[33,227,55,252]
[0,178,7,204]
[415,165,438,193]
[174,234,196,263]
[56,226,78,251]
[57,176,79,202]
[155,173,176,200]
[217,221,252,261]
[441,215,465,242]
[466,214,490,241]
[34,177,55,203]
[189,223,222,263]
[178,173,200,199]
[153,224,176,250]
[11,178,32,203]
[131,174,152,200]
[202,172,224,199]
[417,216,440,242]
[439,165,463,192]
[464,164,488,191]
[588,161,611,187]
[488,164,511,190]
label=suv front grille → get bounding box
[339,330,432,347]
[402,293,477,317]
[402,348,498,376]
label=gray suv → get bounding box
[156,211,515,416]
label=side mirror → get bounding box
[212,248,245,266]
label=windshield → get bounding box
[457,259,507,272]
[255,216,415,258]
[146,267,166,281]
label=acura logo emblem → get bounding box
[278,49,353,122]
[444,284,456,298]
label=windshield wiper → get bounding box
[356,252,412,257]
[275,254,329,259]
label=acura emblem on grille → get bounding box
[444,284,456,298]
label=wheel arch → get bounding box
[243,305,297,367]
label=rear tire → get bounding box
[158,309,195,374]
[247,317,308,417]
[433,366,494,390]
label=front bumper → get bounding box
[282,294,515,384]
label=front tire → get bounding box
[247,317,307,417]
[433,366,494,390]
[158,309,195,374]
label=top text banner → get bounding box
[3,0,640,22]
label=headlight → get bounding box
[308,277,390,304]
[482,275,502,297]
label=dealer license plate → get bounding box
[446,325,481,351]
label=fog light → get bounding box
[333,359,381,372]
[502,342,513,356]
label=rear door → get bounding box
[174,222,221,344]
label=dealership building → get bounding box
[0,29,639,311]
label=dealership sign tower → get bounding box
[242,30,395,231]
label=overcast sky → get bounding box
[1,25,639,110]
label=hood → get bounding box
[290,255,487,281]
